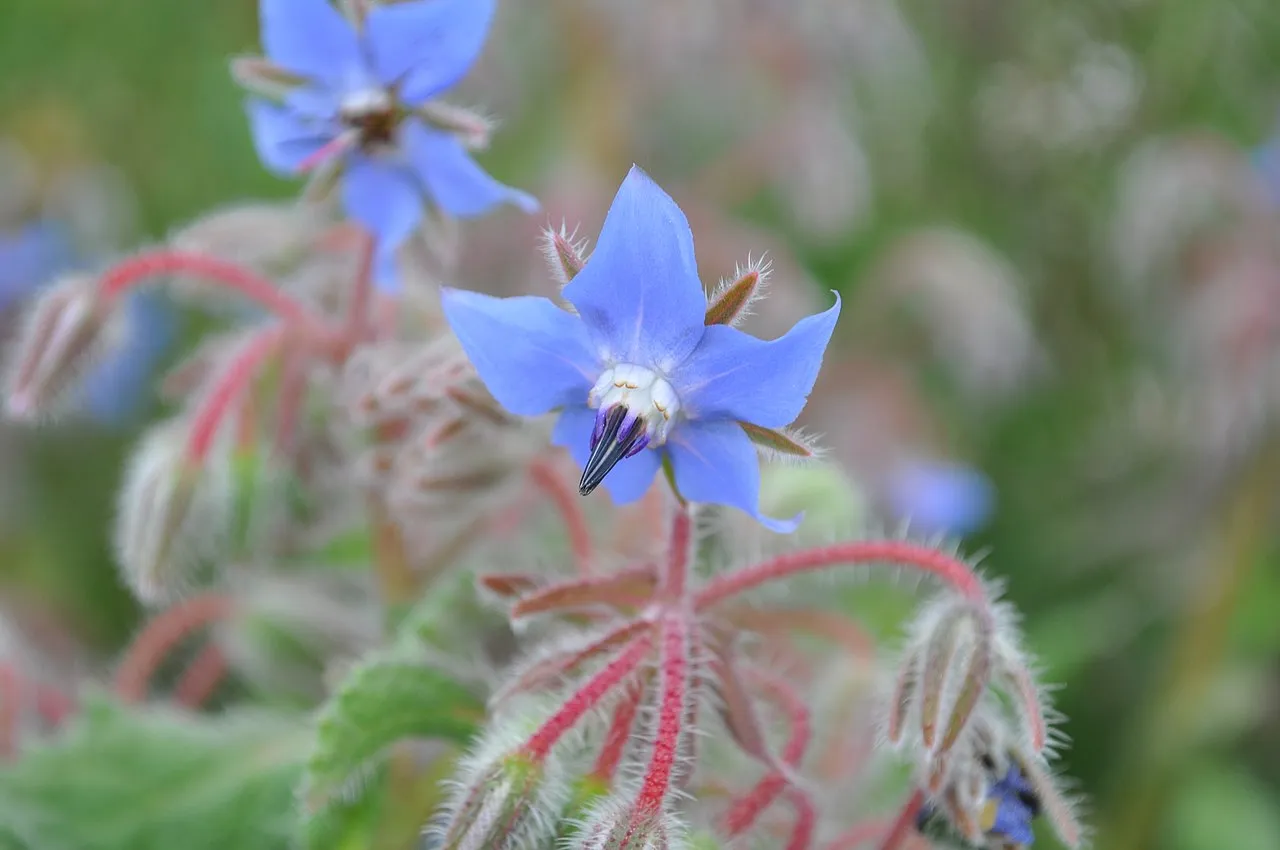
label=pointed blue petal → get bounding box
[365,0,495,102]
[670,294,840,429]
[341,154,423,262]
[668,420,800,533]
[552,406,662,503]
[260,0,361,83]
[246,98,340,175]
[561,166,707,370]
[403,120,538,218]
[441,288,599,416]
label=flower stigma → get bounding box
[580,364,680,496]
[338,86,400,149]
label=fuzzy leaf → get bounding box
[0,697,304,850]
[301,658,484,808]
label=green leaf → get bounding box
[0,696,305,850]
[301,657,485,810]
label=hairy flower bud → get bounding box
[5,274,118,420]
[113,419,233,605]
[431,727,570,850]
[569,797,688,850]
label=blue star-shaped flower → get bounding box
[244,0,537,287]
[441,166,840,532]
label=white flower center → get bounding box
[588,364,681,447]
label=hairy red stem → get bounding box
[115,594,235,702]
[522,634,653,761]
[494,618,650,703]
[785,786,818,850]
[529,461,594,575]
[98,251,316,324]
[634,610,691,816]
[662,506,693,600]
[696,541,986,611]
[185,326,285,463]
[591,680,645,784]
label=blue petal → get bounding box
[441,288,599,416]
[552,406,662,503]
[989,798,1035,845]
[341,153,423,263]
[246,98,340,175]
[365,0,496,102]
[667,420,800,533]
[561,166,707,370]
[670,294,840,429]
[260,0,361,83]
[81,291,176,426]
[402,120,537,218]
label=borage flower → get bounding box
[241,0,536,287]
[441,166,840,531]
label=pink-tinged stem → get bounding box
[510,565,657,620]
[696,541,986,612]
[115,594,235,702]
[877,790,926,850]
[824,819,891,850]
[634,610,691,816]
[722,669,812,839]
[173,642,228,708]
[662,506,693,600]
[494,618,650,703]
[529,461,594,575]
[185,326,285,464]
[98,251,316,325]
[0,663,20,757]
[1007,661,1048,752]
[344,228,375,345]
[522,633,653,761]
[591,680,645,784]
[785,787,818,850]
[296,132,354,174]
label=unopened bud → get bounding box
[432,742,568,850]
[113,419,232,605]
[570,798,687,850]
[5,275,117,420]
[542,224,588,284]
[704,256,770,327]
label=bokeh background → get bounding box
[2,1,1280,848]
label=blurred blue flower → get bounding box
[0,222,74,312]
[442,166,840,532]
[887,458,994,537]
[981,762,1039,846]
[246,0,537,288]
[0,219,174,426]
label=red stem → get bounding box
[185,326,285,464]
[529,461,594,575]
[98,250,317,325]
[0,663,19,757]
[877,790,926,850]
[173,642,229,708]
[634,610,691,815]
[785,786,818,850]
[696,541,986,612]
[522,633,653,761]
[115,594,235,702]
[662,506,693,600]
[591,679,645,783]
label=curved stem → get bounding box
[696,541,986,612]
[185,326,285,464]
[877,790,925,850]
[98,250,318,325]
[114,594,235,702]
[173,642,228,709]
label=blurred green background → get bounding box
[2,1,1280,849]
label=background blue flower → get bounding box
[245,0,537,288]
[442,166,839,532]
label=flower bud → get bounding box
[5,274,117,420]
[113,419,233,605]
[569,797,688,850]
[431,735,569,850]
